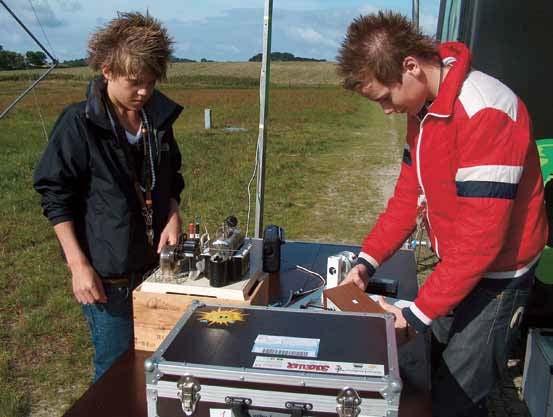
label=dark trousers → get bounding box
[430,271,533,417]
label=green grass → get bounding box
[0,61,341,87]
[0,63,404,416]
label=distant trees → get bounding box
[60,58,87,67]
[249,52,326,62]
[0,45,50,70]
[170,55,196,63]
[25,51,47,67]
[0,45,25,70]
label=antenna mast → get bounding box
[254,0,273,238]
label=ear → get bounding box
[402,56,422,77]
[101,65,112,81]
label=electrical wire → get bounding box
[27,0,58,61]
[245,137,259,237]
[23,50,48,142]
[294,265,326,294]
[281,265,326,308]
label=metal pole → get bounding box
[0,65,56,119]
[0,0,58,120]
[412,0,420,30]
[0,0,58,63]
[254,0,273,238]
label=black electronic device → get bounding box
[262,224,284,273]
[365,277,399,298]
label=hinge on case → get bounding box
[336,387,361,417]
[177,375,201,416]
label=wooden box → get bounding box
[133,273,269,351]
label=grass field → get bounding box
[0,62,405,416]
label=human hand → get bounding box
[376,296,416,345]
[69,261,107,304]
[157,201,182,253]
[340,264,369,290]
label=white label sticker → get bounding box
[210,409,290,417]
[252,335,319,358]
[252,355,385,377]
[210,409,379,417]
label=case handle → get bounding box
[225,396,252,417]
[223,398,313,417]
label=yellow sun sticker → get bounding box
[198,308,247,326]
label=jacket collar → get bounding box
[85,77,184,130]
[427,42,471,118]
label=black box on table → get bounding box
[145,302,401,417]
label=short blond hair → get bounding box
[87,12,173,80]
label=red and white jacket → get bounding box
[359,42,547,330]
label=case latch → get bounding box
[336,387,361,417]
[177,375,201,416]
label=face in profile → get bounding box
[102,67,157,112]
[356,57,430,117]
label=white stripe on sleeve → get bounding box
[409,303,432,326]
[455,165,523,184]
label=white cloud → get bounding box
[56,0,82,13]
[215,44,240,54]
[22,0,64,27]
[358,5,378,15]
[288,27,339,50]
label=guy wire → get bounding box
[27,0,58,60]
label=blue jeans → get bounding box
[82,283,133,382]
[430,271,533,417]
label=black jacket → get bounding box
[33,78,185,276]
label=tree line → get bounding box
[0,45,49,70]
[248,52,326,62]
[1,45,325,70]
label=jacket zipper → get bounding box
[416,112,449,259]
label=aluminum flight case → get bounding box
[145,302,402,417]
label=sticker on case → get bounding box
[253,355,385,377]
[198,308,247,326]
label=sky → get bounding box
[0,0,441,62]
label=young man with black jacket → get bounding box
[33,12,185,381]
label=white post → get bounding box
[254,0,273,238]
[204,108,212,129]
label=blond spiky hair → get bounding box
[87,11,173,80]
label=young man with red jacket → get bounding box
[337,11,547,417]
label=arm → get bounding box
[54,221,106,304]
[157,127,184,252]
[33,108,105,303]
[343,119,420,289]
[157,198,182,253]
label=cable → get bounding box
[27,0,58,61]
[23,51,48,142]
[245,138,259,237]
